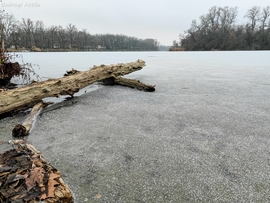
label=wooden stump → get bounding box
[0,62,21,86]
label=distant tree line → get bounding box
[0,13,159,51]
[175,6,270,51]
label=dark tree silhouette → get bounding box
[176,6,270,51]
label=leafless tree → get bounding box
[76,29,89,50]
[0,13,159,51]
[66,23,78,49]
[20,18,34,48]
[245,6,261,32]
[56,26,67,49]
[180,5,270,50]
[32,20,45,49]
[260,6,270,30]
[1,13,17,43]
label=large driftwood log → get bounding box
[0,60,146,116]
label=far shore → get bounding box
[6,48,162,53]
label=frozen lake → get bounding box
[1,51,270,202]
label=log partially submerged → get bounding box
[0,60,147,116]
[12,101,48,137]
[102,76,155,92]
[0,141,74,203]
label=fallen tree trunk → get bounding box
[0,60,146,116]
[12,101,48,137]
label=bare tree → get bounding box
[245,6,261,32]
[56,26,67,49]
[20,18,34,48]
[260,6,270,30]
[34,20,45,49]
[0,12,4,52]
[1,13,17,48]
[45,26,58,49]
[76,29,89,50]
[0,13,160,51]
[220,7,238,30]
[66,23,78,49]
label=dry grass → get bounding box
[169,46,185,51]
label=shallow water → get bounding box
[1,51,270,202]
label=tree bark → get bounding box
[0,141,74,203]
[0,60,146,116]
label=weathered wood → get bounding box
[0,141,74,203]
[12,101,47,137]
[111,76,155,92]
[102,76,155,91]
[0,60,146,116]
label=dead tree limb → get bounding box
[0,60,146,116]
[102,76,155,92]
[12,101,48,137]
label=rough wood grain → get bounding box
[0,60,145,116]
[12,101,46,137]
[102,76,155,91]
[114,77,155,91]
[0,141,74,203]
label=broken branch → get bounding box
[12,101,48,137]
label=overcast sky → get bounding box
[1,0,270,45]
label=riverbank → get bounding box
[6,48,161,52]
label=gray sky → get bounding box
[1,0,270,45]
